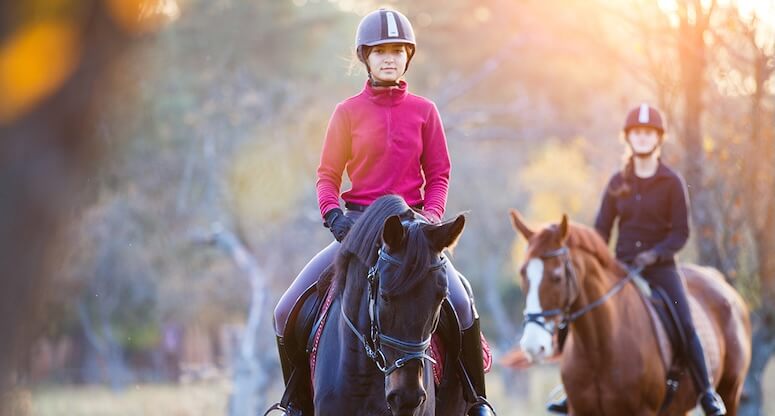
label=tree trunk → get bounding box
[77,300,130,388]
[677,1,722,269]
[204,223,270,416]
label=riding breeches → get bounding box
[642,263,712,388]
[642,264,694,335]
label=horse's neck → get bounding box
[569,259,636,362]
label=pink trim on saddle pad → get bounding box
[430,334,445,385]
[481,333,493,373]
[309,287,337,389]
[429,333,493,386]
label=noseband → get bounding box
[341,248,446,376]
[523,246,640,335]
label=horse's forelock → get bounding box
[380,221,440,297]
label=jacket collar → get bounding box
[654,159,673,178]
[362,79,408,106]
[634,159,672,180]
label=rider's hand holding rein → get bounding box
[324,208,354,242]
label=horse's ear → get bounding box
[425,214,465,252]
[509,209,534,240]
[559,214,569,242]
[382,215,406,251]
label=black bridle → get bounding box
[341,248,445,376]
[523,246,641,335]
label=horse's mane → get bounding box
[566,224,621,271]
[535,221,625,276]
[319,195,441,297]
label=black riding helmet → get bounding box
[355,8,416,87]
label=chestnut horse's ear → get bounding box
[559,214,569,242]
[382,215,406,251]
[509,209,534,240]
[425,214,465,252]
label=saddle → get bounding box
[631,274,720,413]
[277,282,325,415]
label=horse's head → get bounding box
[510,210,579,363]
[374,213,465,416]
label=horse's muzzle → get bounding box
[386,387,426,416]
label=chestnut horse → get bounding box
[510,210,751,416]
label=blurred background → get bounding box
[1,0,774,415]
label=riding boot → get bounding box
[460,318,496,416]
[546,392,568,414]
[686,331,726,416]
[264,336,303,416]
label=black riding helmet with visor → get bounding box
[356,8,416,88]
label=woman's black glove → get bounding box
[324,208,355,242]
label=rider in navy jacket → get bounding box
[595,161,689,266]
[547,104,727,416]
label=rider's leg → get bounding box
[447,262,475,329]
[446,262,495,416]
[270,210,363,415]
[645,265,726,416]
[274,240,340,336]
[269,240,339,414]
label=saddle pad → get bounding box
[634,280,720,376]
[688,296,720,377]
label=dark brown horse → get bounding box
[312,195,468,416]
[509,210,751,416]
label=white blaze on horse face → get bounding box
[520,258,555,362]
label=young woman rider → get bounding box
[271,9,495,416]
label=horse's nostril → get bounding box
[387,391,399,408]
[539,345,545,353]
[386,389,426,412]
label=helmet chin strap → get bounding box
[368,73,401,88]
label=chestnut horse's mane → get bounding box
[536,222,626,276]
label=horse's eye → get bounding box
[550,269,563,283]
[380,293,391,303]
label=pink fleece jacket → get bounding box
[316,80,451,222]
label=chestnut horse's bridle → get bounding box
[522,246,641,335]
